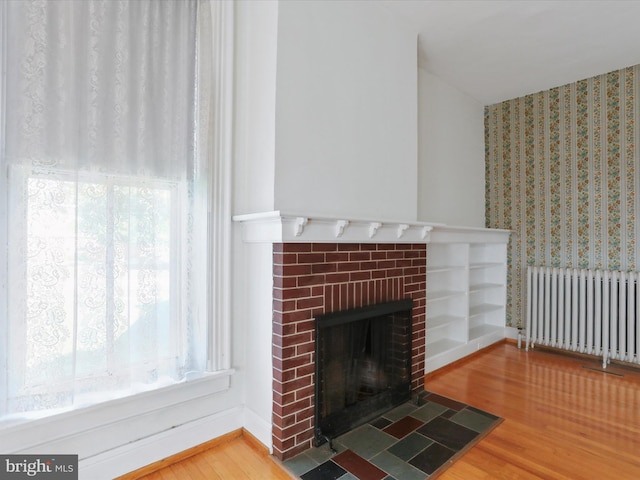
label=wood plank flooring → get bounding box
[432,342,640,480]
[123,430,293,480]
[128,342,640,479]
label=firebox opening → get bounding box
[314,299,413,446]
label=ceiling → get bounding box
[380,0,640,105]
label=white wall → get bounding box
[235,1,488,229]
[233,0,279,215]
[231,0,281,451]
[235,240,274,450]
[273,0,418,221]
[418,68,486,227]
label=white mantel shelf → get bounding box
[232,211,445,244]
[428,224,511,244]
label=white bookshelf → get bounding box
[425,226,510,373]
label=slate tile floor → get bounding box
[283,391,501,480]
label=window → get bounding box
[7,167,192,416]
[0,0,229,425]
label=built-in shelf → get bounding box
[425,227,510,373]
[469,303,503,318]
[469,283,504,293]
[428,265,466,273]
[426,290,466,302]
[428,314,465,330]
[469,262,503,270]
[426,338,466,358]
[469,324,505,342]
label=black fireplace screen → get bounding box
[314,299,413,445]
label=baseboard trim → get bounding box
[81,406,244,480]
[116,429,244,480]
[243,407,273,453]
[242,428,271,456]
[115,428,274,480]
[505,325,519,340]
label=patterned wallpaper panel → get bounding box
[485,65,640,328]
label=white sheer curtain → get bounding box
[0,0,212,420]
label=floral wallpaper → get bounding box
[485,65,640,327]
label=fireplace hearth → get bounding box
[314,299,413,446]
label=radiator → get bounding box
[526,266,640,368]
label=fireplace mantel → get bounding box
[232,211,443,244]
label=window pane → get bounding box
[7,174,183,416]
[24,178,77,398]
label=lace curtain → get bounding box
[0,0,212,419]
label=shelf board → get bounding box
[469,324,504,341]
[469,262,503,270]
[426,290,466,302]
[426,338,466,358]
[469,303,503,317]
[428,265,466,273]
[469,282,503,293]
[428,314,465,330]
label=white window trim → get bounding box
[0,0,235,462]
[0,0,9,422]
[208,0,234,373]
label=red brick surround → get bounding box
[272,243,427,460]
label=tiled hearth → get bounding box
[283,391,502,480]
[272,242,427,460]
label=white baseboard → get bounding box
[243,407,272,453]
[505,326,519,340]
[79,406,244,480]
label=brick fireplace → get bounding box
[272,242,426,460]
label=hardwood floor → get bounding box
[127,342,640,479]
[122,430,293,480]
[432,342,640,480]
